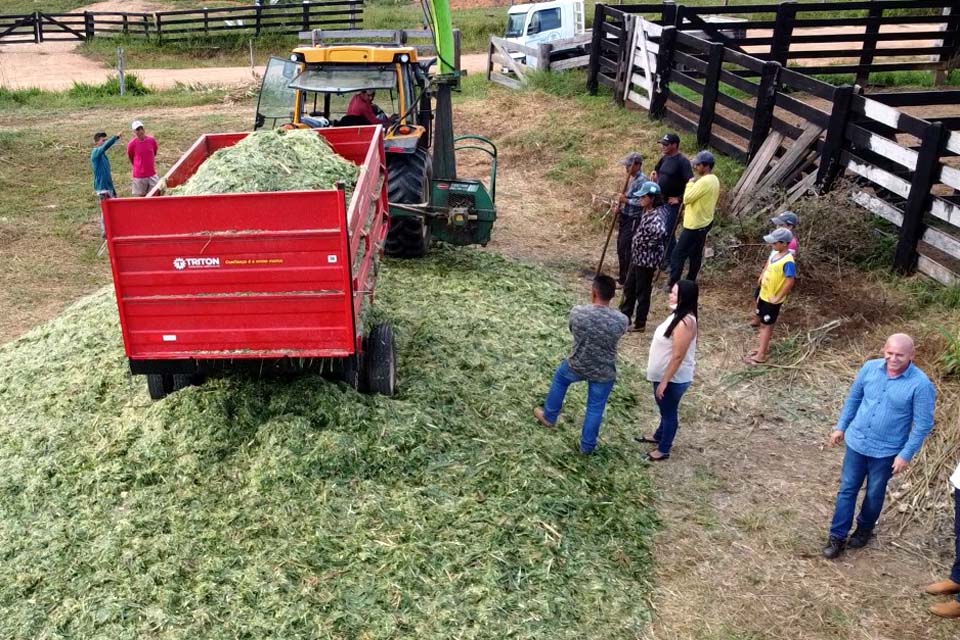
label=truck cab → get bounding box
[504,0,584,49]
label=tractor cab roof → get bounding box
[292,45,420,65]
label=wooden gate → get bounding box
[0,14,38,44]
[622,17,660,110]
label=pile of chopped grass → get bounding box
[171,129,360,196]
[0,247,656,639]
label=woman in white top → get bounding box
[636,280,698,461]
[925,459,960,618]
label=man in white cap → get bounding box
[126,120,159,197]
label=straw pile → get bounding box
[0,247,656,639]
[171,129,359,195]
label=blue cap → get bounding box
[692,150,715,166]
[771,211,799,227]
[635,181,661,197]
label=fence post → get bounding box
[697,42,724,148]
[769,1,797,66]
[661,0,678,27]
[538,43,552,71]
[349,1,359,30]
[84,11,94,40]
[203,7,209,35]
[649,25,677,119]
[118,47,125,97]
[856,2,883,86]
[894,122,944,274]
[586,3,605,94]
[155,12,162,43]
[302,1,311,32]
[122,13,129,35]
[34,12,42,44]
[815,84,855,192]
[748,61,781,158]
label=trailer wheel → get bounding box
[366,324,397,396]
[146,374,170,400]
[385,149,431,258]
[172,374,193,392]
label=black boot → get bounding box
[822,536,845,559]
[847,527,873,549]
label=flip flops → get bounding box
[634,435,659,445]
[742,354,768,366]
[647,451,670,462]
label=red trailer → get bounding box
[100,125,394,400]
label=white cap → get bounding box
[131,120,144,131]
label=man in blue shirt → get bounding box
[823,334,936,559]
[616,152,647,285]
[91,131,122,237]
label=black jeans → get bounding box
[951,488,960,599]
[669,224,711,286]
[619,265,656,328]
[661,202,681,268]
[617,217,637,284]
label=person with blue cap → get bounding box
[669,150,720,288]
[619,181,668,332]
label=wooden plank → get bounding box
[852,190,904,226]
[708,134,750,163]
[869,90,960,108]
[918,253,960,286]
[627,89,652,109]
[713,111,753,141]
[844,123,919,171]
[845,154,912,199]
[732,131,784,210]
[551,55,591,71]
[778,67,836,100]
[490,74,523,91]
[850,95,931,140]
[931,196,960,227]
[940,163,960,192]
[774,93,830,128]
[797,61,943,75]
[490,35,538,58]
[756,124,824,192]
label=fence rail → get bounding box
[486,33,593,88]
[586,1,960,285]
[0,1,362,44]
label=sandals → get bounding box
[742,354,768,366]
[634,435,659,445]
[647,451,670,462]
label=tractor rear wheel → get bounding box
[385,148,431,258]
[365,324,397,396]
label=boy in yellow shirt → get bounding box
[745,228,796,365]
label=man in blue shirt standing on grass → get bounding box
[822,333,936,559]
[91,131,122,237]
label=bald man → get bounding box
[822,334,936,559]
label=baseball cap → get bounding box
[620,151,643,166]
[635,181,661,197]
[763,227,793,245]
[658,133,680,145]
[692,150,715,166]
[131,120,144,131]
[771,211,799,227]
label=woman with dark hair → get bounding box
[619,181,669,332]
[636,279,699,461]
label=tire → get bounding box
[365,324,397,396]
[146,374,170,400]
[341,352,366,392]
[172,374,193,392]
[385,148,431,258]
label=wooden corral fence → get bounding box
[584,1,960,284]
[486,33,592,88]
[0,1,362,44]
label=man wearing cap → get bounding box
[90,131,122,237]
[649,133,692,270]
[615,152,648,284]
[127,120,159,197]
[822,333,936,560]
[669,150,719,287]
[620,181,667,332]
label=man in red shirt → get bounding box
[345,90,386,125]
[127,120,159,197]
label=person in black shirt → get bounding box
[649,133,693,273]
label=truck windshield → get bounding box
[505,12,527,37]
[289,66,397,94]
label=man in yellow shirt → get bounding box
[669,151,720,287]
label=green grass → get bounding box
[0,247,657,639]
[812,69,960,89]
[0,77,233,111]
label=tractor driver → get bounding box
[345,90,393,125]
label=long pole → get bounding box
[117,47,124,96]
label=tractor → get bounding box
[254,0,497,258]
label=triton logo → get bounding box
[173,257,220,270]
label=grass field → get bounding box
[0,247,657,639]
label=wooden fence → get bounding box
[585,1,960,284]
[0,1,362,44]
[486,33,592,89]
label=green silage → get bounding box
[171,129,360,196]
[0,248,657,639]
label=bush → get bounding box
[68,74,152,98]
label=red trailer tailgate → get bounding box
[103,189,355,360]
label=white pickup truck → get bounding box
[503,0,585,68]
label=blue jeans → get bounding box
[828,447,896,540]
[951,489,960,600]
[651,380,691,454]
[543,360,615,454]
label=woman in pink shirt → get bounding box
[127,120,159,196]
